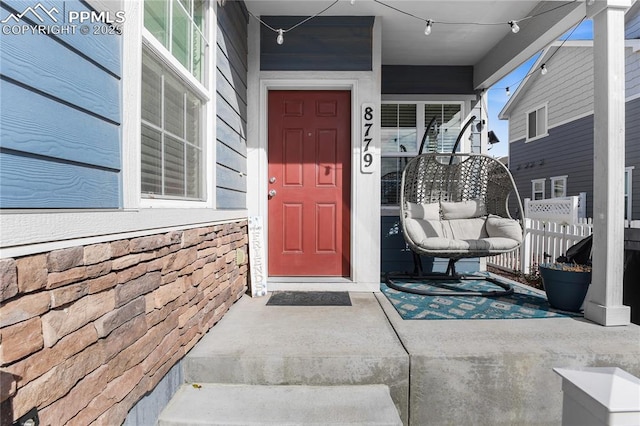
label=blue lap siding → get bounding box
[0,0,121,208]
[260,16,374,71]
[216,0,248,209]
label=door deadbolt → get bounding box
[269,176,276,183]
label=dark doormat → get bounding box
[266,291,352,306]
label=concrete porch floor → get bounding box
[181,283,640,425]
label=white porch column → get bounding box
[584,0,632,326]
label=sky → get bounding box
[486,20,595,158]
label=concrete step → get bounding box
[157,383,403,426]
[182,293,409,422]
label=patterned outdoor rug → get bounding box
[381,276,583,320]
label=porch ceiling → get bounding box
[244,0,587,88]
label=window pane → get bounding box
[193,0,205,29]
[144,0,168,47]
[141,125,163,195]
[528,111,537,139]
[398,104,416,127]
[186,145,201,198]
[424,104,461,153]
[381,104,398,127]
[439,105,461,153]
[164,76,185,138]
[537,107,546,136]
[172,0,190,69]
[193,27,205,83]
[381,157,407,205]
[141,53,162,126]
[186,93,200,145]
[381,104,417,154]
[553,180,564,198]
[164,135,185,196]
[141,45,203,200]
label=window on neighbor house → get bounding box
[625,167,634,220]
[381,102,463,206]
[526,104,547,141]
[532,179,545,200]
[550,175,567,198]
[141,0,209,200]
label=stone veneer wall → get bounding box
[0,220,248,425]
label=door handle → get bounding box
[268,189,277,198]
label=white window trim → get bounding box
[525,103,549,142]
[136,2,215,208]
[532,178,546,200]
[550,175,567,198]
[0,1,248,259]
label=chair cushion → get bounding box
[442,218,488,240]
[403,218,444,243]
[405,202,440,220]
[441,199,487,219]
[485,215,523,242]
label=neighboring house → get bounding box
[499,5,640,220]
[0,0,631,424]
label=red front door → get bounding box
[268,90,351,276]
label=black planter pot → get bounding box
[539,263,591,312]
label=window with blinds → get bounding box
[141,46,203,199]
[381,102,463,206]
[141,0,208,201]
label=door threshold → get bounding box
[267,277,379,292]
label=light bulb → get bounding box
[509,20,520,34]
[350,0,355,4]
[424,20,433,36]
[276,29,284,45]
[506,87,511,97]
[541,64,548,75]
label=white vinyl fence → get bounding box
[487,218,593,275]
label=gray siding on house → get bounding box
[0,0,121,208]
[382,65,475,95]
[260,16,374,71]
[510,114,594,218]
[217,1,248,209]
[509,97,640,220]
[506,46,593,143]
[626,6,640,39]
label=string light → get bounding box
[424,20,433,36]
[247,0,340,46]
[491,15,586,94]
[247,0,579,49]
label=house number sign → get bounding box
[360,103,375,174]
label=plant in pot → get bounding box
[539,235,593,312]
